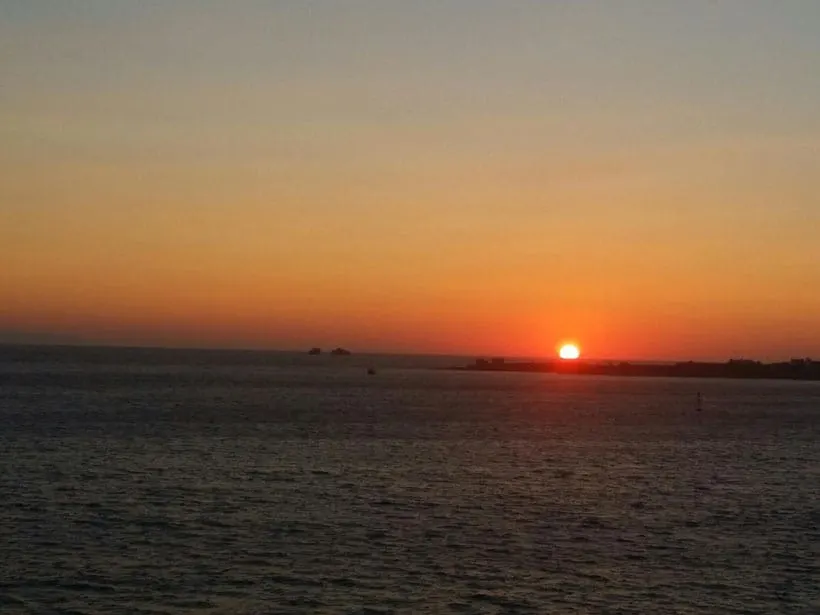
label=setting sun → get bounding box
[558,343,581,360]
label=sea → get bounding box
[1,345,818,614]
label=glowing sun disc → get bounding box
[559,344,581,360]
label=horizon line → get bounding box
[0,340,811,365]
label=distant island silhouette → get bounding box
[307,347,352,356]
[451,357,820,381]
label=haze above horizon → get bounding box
[2,1,819,362]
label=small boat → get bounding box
[308,347,322,355]
[367,367,376,375]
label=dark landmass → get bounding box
[330,347,352,356]
[452,357,820,381]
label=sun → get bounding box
[558,343,581,360]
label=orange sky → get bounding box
[2,2,820,360]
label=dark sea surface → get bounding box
[1,345,818,614]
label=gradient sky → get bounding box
[2,1,820,360]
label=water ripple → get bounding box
[1,364,818,613]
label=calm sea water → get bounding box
[1,346,818,614]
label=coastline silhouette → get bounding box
[454,357,820,381]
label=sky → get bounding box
[2,0,820,360]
